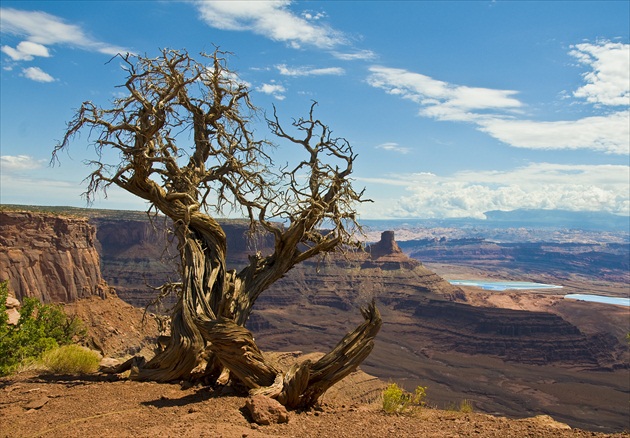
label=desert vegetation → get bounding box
[382,382,427,414]
[39,344,101,374]
[0,281,87,376]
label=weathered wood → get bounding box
[194,316,278,388]
[244,301,382,408]
[56,49,377,406]
[300,301,381,407]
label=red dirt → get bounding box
[2,370,628,438]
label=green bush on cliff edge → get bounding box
[382,382,427,414]
[0,281,86,376]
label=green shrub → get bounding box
[382,383,427,414]
[459,399,474,413]
[0,281,86,376]
[446,399,475,413]
[41,345,100,374]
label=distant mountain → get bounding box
[3,204,627,233]
[362,209,629,233]
[483,209,629,231]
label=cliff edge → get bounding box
[0,211,108,303]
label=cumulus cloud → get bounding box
[217,69,252,89]
[257,83,286,100]
[194,0,345,49]
[276,64,345,77]
[371,163,630,219]
[570,41,629,106]
[22,66,55,82]
[0,155,46,171]
[3,174,150,210]
[375,142,411,154]
[1,40,49,61]
[0,8,130,57]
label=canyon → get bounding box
[0,205,628,432]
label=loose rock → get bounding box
[245,395,289,425]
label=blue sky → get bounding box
[1,1,628,219]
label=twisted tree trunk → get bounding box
[134,217,227,381]
[134,216,382,408]
[56,49,380,408]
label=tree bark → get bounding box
[250,301,382,408]
[133,218,226,381]
[56,50,379,406]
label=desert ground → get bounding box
[2,369,628,438]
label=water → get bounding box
[564,294,630,307]
[448,280,629,307]
[448,280,563,291]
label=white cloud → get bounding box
[1,40,50,61]
[276,64,344,77]
[367,66,523,122]
[375,142,411,154]
[0,8,130,57]
[217,69,252,89]
[332,50,377,61]
[477,111,630,155]
[257,83,286,100]
[194,1,345,49]
[375,163,630,219]
[22,66,55,82]
[0,172,146,210]
[570,41,630,107]
[366,41,630,155]
[301,11,326,21]
[0,155,46,171]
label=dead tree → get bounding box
[53,49,381,408]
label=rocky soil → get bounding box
[3,370,627,438]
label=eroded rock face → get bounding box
[413,300,622,367]
[0,211,108,303]
[90,217,274,307]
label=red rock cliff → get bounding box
[0,211,107,303]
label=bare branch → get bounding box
[56,49,377,394]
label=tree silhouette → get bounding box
[54,49,381,408]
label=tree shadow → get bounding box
[142,387,219,408]
[23,372,122,387]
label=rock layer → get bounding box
[0,211,108,303]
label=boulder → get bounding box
[4,293,20,325]
[244,395,289,425]
[24,396,49,410]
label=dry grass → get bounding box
[41,345,101,374]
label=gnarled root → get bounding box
[202,301,382,409]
